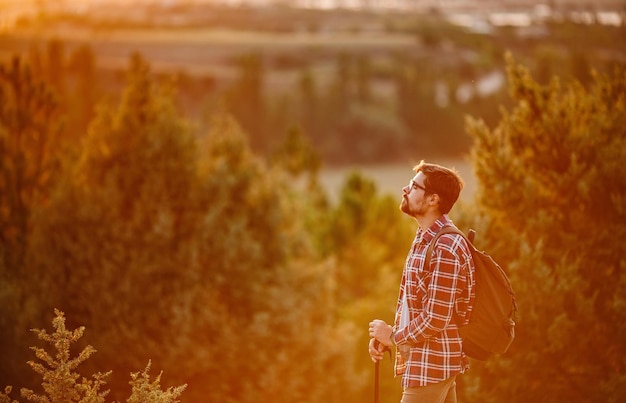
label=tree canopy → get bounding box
[464,54,626,402]
[1,48,625,403]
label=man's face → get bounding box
[399,172,428,218]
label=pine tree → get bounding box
[21,309,109,403]
[196,112,291,318]
[0,56,63,388]
[2,310,186,403]
[464,54,626,402]
[26,54,199,400]
[0,56,62,275]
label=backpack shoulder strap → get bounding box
[424,225,474,328]
[424,225,471,269]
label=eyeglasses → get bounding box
[409,180,426,192]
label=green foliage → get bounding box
[0,387,19,403]
[314,172,414,403]
[127,361,186,403]
[2,20,623,401]
[1,309,185,403]
[1,51,362,402]
[464,54,626,402]
[25,53,200,398]
[21,309,109,403]
[189,112,365,402]
[270,126,321,178]
[0,54,64,388]
[0,56,62,272]
[197,112,294,316]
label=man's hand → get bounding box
[368,338,387,363]
[369,319,393,347]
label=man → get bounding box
[368,161,475,403]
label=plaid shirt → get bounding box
[392,215,475,388]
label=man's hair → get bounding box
[414,160,464,214]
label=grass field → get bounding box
[6,25,418,63]
[2,25,421,94]
[12,25,417,46]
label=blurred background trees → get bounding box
[1,6,625,402]
[0,51,365,402]
[0,56,65,388]
[461,56,626,402]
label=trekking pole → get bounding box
[374,340,380,403]
[373,339,392,403]
[375,360,380,403]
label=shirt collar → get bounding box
[416,214,452,245]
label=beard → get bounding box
[400,195,425,218]
[399,196,413,216]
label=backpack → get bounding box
[425,225,517,361]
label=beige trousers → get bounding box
[400,376,457,403]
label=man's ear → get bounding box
[429,194,440,206]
